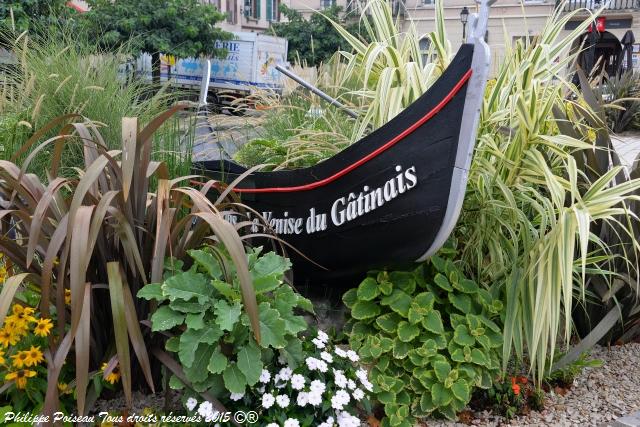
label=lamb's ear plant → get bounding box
[138,247,313,395]
[343,246,503,423]
[0,107,262,417]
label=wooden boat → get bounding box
[195,1,495,283]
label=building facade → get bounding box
[398,0,640,75]
[203,0,291,32]
[288,0,352,18]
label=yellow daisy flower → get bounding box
[0,328,19,348]
[101,362,121,385]
[9,306,36,325]
[5,317,29,337]
[5,369,36,389]
[11,351,29,369]
[0,350,5,365]
[58,382,73,395]
[64,289,71,305]
[25,346,44,367]
[33,318,53,337]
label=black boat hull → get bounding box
[195,0,495,283]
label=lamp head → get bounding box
[460,6,469,24]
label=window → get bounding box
[419,37,432,64]
[244,0,260,19]
[422,0,435,5]
[267,0,280,21]
[321,0,336,9]
[227,0,237,24]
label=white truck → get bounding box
[135,32,289,96]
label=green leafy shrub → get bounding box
[342,254,503,424]
[138,247,313,396]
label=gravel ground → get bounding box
[92,390,183,416]
[425,343,640,427]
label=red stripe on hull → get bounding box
[232,68,473,194]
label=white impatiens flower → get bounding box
[320,351,333,363]
[290,373,305,390]
[334,370,348,388]
[276,394,290,408]
[259,369,271,383]
[284,419,300,427]
[307,391,323,406]
[266,424,279,427]
[197,401,213,419]
[336,411,361,427]
[317,330,329,343]
[356,368,373,391]
[262,393,275,409]
[310,379,326,394]
[334,347,347,358]
[317,360,328,373]
[185,397,197,411]
[305,357,319,370]
[331,389,351,410]
[319,416,335,427]
[297,391,309,406]
[229,392,244,401]
[346,350,360,362]
[355,368,368,383]
[353,388,365,401]
[279,366,293,381]
[312,337,326,349]
[347,379,357,390]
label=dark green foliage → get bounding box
[342,248,504,424]
[0,0,75,35]
[85,0,231,58]
[83,0,233,82]
[600,71,640,133]
[272,5,367,67]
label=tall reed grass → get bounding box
[0,28,194,179]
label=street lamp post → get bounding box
[460,6,470,43]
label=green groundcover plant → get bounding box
[343,247,503,424]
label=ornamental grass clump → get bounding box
[0,106,262,416]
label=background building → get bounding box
[284,0,640,75]
[399,0,640,75]
[204,0,291,32]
